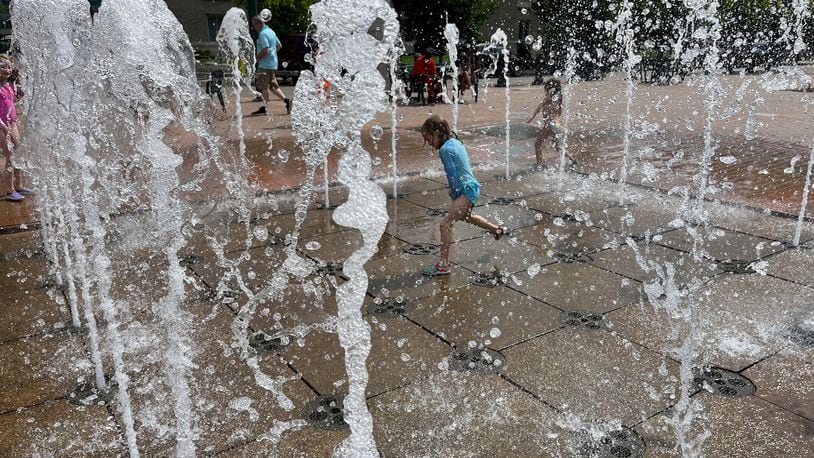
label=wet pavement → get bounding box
[1,74,813,456]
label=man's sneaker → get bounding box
[16,187,35,195]
[494,226,510,240]
[5,190,24,201]
[250,106,267,116]
[422,262,451,276]
[284,98,291,114]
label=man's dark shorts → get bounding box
[256,68,280,91]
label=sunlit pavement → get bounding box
[1,74,813,455]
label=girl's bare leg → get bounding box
[1,127,13,194]
[439,196,475,265]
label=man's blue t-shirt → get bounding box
[439,138,480,204]
[256,25,280,70]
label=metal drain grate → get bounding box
[448,347,505,373]
[402,243,440,255]
[692,366,755,397]
[301,395,348,430]
[426,209,448,217]
[367,297,414,316]
[316,262,344,277]
[249,332,290,354]
[386,193,409,200]
[784,324,814,347]
[717,260,755,274]
[560,310,608,330]
[490,197,516,205]
[469,272,505,287]
[553,252,593,263]
[570,422,645,458]
[67,377,118,406]
[178,255,203,267]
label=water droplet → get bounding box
[532,37,543,52]
[305,241,321,250]
[521,8,527,14]
[489,327,501,338]
[400,353,411,362]
[282,61,289,68]
[370,124,384,141]
[524,35,534,46]
[277,149,290,162]
[253,226,269,241]
[527,263,541,278]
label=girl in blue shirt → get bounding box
[421,115,509,276]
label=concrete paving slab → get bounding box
[742,345,814,421]
[590,243,718,286]
[765,248,814,285]
[450,236,553,274]
[0,230,43,260]
[513,216,623,255]
[366,253,472,301]
[657,226,786,261]
[384,215,487,245]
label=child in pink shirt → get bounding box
[0,55,30,201]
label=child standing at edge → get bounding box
[526,79,575,168]
[0,55,29,202]
[420,115,508,276]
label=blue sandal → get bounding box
[422,262,451,276]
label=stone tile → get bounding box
[478,171,558,198]
[765,248,814,285]
[369,371,570,456]
[450,236,553,274]
[281,315,450,398]
[657,226,785,262]
[513,216,623,256]
[300,231,402,263]
[385,198,436,221]
[410,284,562,349]
[592,202,681,236]
[0,334,90,412]
[0,230,43,260]
[590,243,718,286]
[220,425,348,457]
[502,329,680,425]
[708,203,814,243]
[637,396,814,457]
[523,190,618,218]
[189,243,288,292]
[512,262,644,313]
[385,215,486,245]
[608,275,814,371]
[471,201,542,230]
[403,187,458,209]
[742,346,814,421]
[366,253,472,301]
[247,283,339,337]
[382,177,446,195]
[0,255,68,341]
[0,400,123,456]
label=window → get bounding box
[207,15,224,41]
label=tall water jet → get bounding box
[444,20,460,132]
[388,37,405,199]
[612,0,640,205]
[289,1,400,454]
[559,48,577,187]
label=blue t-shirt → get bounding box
[256,25,280,70]
[439,138,480,203]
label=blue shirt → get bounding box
[439,138,480,202]
[256,25,280,70]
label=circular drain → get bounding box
[402,243,440,255]
[367,297,415,316]
[570,422,645,458]
[67,376,118,406]
[692,366,755,397]
[448,347,505,374]
[316,262,344,277]
[553,252,593,263]
[490,197,516,205]
[178,255,203,267]
[426,208,448,217]
[560,310,608,330]
[249,332,290,353]
[469,272,505,287]
[717,260,755,274]
[784,324,814,347]
[301,395,348,430]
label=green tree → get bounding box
[234,0,313,37]
[392,0,499,53]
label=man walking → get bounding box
[251,14,291,116]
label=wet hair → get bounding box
[544,79,562,97]
[0,55,13,82]
[421,115,457,144]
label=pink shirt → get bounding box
[0,83,17,127]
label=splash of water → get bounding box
[389,37,405,198]
[444,20,460,132]
[559,48,577,188]
[612,0,640,205]
[486,29,511,178]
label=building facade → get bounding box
[164,0,234,54]
[479,0,541,55]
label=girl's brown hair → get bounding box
[421,115,457,144]
[544,78,562,97]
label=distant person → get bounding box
[251,14,291,116]
[0,55,31,202]
[420,115,508,276]
[526,79,575,169]
[410,49,439,104]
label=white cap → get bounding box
[259,9,272,23]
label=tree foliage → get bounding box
[392,0,499,53]
[233,0,313,37]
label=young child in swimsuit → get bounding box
[0,55,30,201]
[420,115,509,276]
[526,79,576,168]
